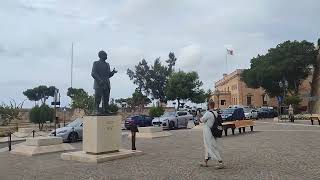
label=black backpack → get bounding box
[209,111,223,138]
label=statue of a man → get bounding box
[91,50,117,114]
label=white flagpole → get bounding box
[225,49,228,73]
[70,43,74,88]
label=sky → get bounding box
[0,0,319,108]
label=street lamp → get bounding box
[278,79,288,117]
[63,107,66,127]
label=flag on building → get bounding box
[227,49,233,55]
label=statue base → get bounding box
[61,115,143,163]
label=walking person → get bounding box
[199,101,225,169]
[288,104,294,122]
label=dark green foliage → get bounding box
[241,40,317,97]
[29,104,54,130]
[115,90,151,111]
[67,88,95,115]
[23,85,56,104]
[166,71,206,109]
[108,103,119,113]
[285,95,302,106]
[127,52,177,103]
[149,106,165,117]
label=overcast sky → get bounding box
[0,0,319,108]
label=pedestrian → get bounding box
[288,104,294,122]
[199,101,224,169]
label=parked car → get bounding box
[221,108,245,121]
[244,108,258,120]
[152,111,193,130]
[124,115,154,130]
[50,118,83,142]
[257,108,278,118]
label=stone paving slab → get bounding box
[0,122,320,180]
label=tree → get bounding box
[67,88,95,115]
[131,90,151,112]
[241,40,317,97]
[23,85,56,105]
[115,90,151,112]
[149,106,165,117]
[29,104,54,130]
[166,71,206,109]
[0,100,24,126]
[127,52,177,103]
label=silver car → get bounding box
[244,108,258,120]
[152,111,194,130]
[50,118,83,142]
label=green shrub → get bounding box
[109,104,119,113]
[285,95,302,107]
[30,104,54,130]
[149,106,165,117]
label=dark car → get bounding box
[257,108,278,118]
[221,108,245,121]
[124,115,154,130]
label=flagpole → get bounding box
[225,49,228,73]
[70,42,74,88]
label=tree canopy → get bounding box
[67,88,94,115]
[127,52,177,103]
[115,90,151,112]
[166,71,206,109]
[241,40,317,97]
[23,85,56,105]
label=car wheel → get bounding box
[68,132,78,143]
[169,121,175,130]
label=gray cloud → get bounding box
[0,0,319,107]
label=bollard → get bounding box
[131,124,139,151]
[32,130,35,138]
[8,132,12,151]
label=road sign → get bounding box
[51,102,60,106]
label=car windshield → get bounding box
[67,118,83,127]
[222,109,235,114]
[162,112,176,117]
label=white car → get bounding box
[152,111,194,130]
[244,108,258,120]
[50,118,83,142]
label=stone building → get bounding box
[212,69,311,110]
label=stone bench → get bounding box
[222,120,255,136]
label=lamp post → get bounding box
[53,88,59,136]
[278,79,288,117]
[63,107,66,127]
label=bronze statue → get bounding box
[91,50,117,115]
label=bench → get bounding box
[310,115,320,125]
[222,120,255,136]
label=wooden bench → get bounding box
[222,120,255,136]
[310,115,320,125]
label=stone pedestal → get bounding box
[11,136,75,156]
[83,116,121,154]
[129,127,172,139]
[61,115,143,163]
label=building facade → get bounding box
[212,69,310,109]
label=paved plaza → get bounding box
[0,120,320,180]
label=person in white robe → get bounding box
[199,101,224,168]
